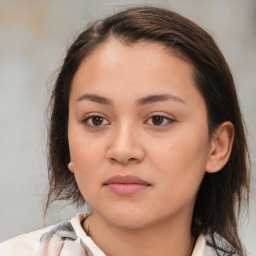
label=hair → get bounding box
[46,6,250,256]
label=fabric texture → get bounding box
[0,212,212,256]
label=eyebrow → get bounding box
[136,94,186,105]
[76,93,185,105]
[76,94,113,105]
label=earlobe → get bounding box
[205,121,234,173]
[68,161,74,172]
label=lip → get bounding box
[104,175,151,196]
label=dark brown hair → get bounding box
[47,6,250,255]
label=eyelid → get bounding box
[81,113,110,127]
[144,112,176,126]
[82,112,107,119]
[80,112,175,128]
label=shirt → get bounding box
[0,212,215,256]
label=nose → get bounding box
[106,124,145,165]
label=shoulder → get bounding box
[206,246,218,256]
[0,226,53,256]
[0,212,91,256]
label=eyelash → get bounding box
[82,114,110,127]
[81,114,175,128]
[145,115,175,126]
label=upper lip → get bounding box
[104,175,150,185]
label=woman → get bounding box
[0,6,250,256]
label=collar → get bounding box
[37,212,206,256]
[71,213,207,256]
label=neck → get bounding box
[84,211,194,256]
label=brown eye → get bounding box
[152,116,164,125]
[82,115,110,127]
[92,116,104,126]
[146,115,175,126]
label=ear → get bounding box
[205,121,234,173]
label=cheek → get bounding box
[68,122,105,166]
[147,125,209,195]
[69,136,105,203]
[68,126,108,194]
[149,129,209,170]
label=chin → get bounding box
[102,206,155,230]
[110,216,150,230]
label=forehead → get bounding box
[83,38,191,72]
[73,39,193,85]
[70,39,204,109]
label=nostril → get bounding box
[109,157,138,165]
[110,157,117,163]
[106,143,145,165]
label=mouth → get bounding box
[103,175,151,196]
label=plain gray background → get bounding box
[0,0,255,254]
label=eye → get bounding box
[145,115,175,126]
[82,115,110,127]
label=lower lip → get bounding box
[106,183,149,196]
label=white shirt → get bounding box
[0,212,216,256]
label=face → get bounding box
[68,39,211,230]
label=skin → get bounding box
[68,39,234,256]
